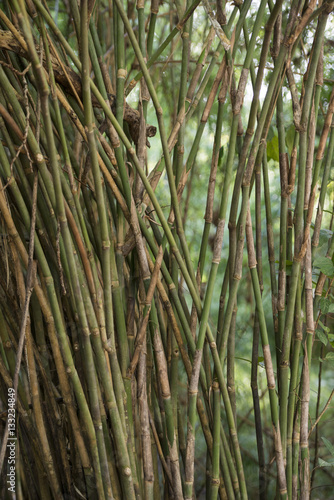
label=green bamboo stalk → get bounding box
[227,0,284,233]
[138,198,246,498]
[218,18,302,475]
[184,347,202,499]
[227,307,237,422]
[80,3,139,498]
[115,3,125,127]
[245,208,287,497]
[25,317,62,498]
[125,0,203,95]
[13,2,109,497]
[172,54,226,204]
[173,5,239,201]
[261,149,278,351]
[185,27,215,108]
[0,184,97,491]
[197,71,228,275]
[145,247,234,494]
[0,308,28,408]
[276,90,288,361]
[32,0,205,318]
[138,351,154,500]
[286,273,302,499]
[38,21,108,360]
[218,0,282,362]
[113,0,205,294]
[219,427,237,499]
[279,12,329,470]
[0,352,56,492]
[172,0,191,186]
[170,245,180,450]
[206,331,247,498]
[251,312,267,500]
[275,84,290,468]
[300,347,311,499]
[147,0,160,58]
[312,116,334,252]
[210,381,221,500]
[0,25,107,500]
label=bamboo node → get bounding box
[117,69,127,79]
[123,467,132,476]
[103,341,112,353]
[209,341,216,349]
[211,478,220,486]
[36,153,44,163]
[293,433,300,442]
[101,240,110,250]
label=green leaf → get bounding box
[318,458,334,467]
[319,297,330,314]
[316,329,328,346]
[319,228,333,239]
[258,356,264,363]
[328,303,334,313]
[275,259,293,266]
[267,136,279,162]
[328,334,334,347]
[325,352,334,361]
[314,256,334,277]
[318,319,330,333]
[322,437,334,457]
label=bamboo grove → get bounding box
[0,0,333,498]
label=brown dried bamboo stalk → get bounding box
[152,332,183,499]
